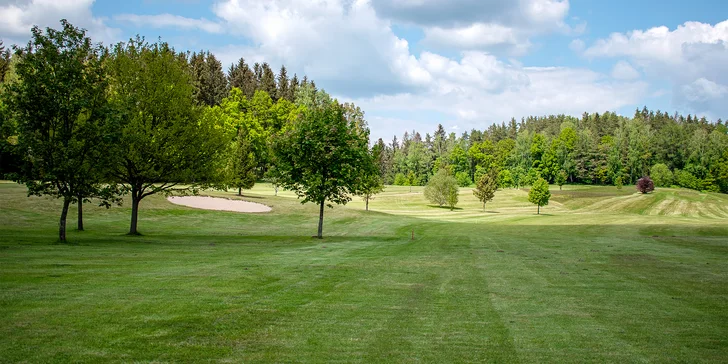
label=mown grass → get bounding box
[1,181,727,362]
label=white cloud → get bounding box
[399,0,576,52]
[569,38,585,52]
[583,20,728,116]
[0,0,119,46]
[611,60,640,80]
[114,14,224,34]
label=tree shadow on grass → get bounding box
[427,205,464,211]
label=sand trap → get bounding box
[167,196,272,213]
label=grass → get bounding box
[1,181,727,362]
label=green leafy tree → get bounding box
[473,172,497,211]
[106,37,228,235]
[650,163,673,187]
[424,168,459,209]
[615,176,623,190]
[528,178,551,214]
[393,173,407,186]
[498,169,513,188]
[357,173,384,211]
[6,20,112,242]
[227,129,257,196]
[555,170,567,190]
[273,99,374,238]
[455,171,472,187]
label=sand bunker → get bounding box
[167,196,272,213]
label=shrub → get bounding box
[614,176,623,190]
[650,163,673,187]
[393,173,407,186]
[455,171,472,187]
[424,169,459,209]
[636,176,655,194]
[674,169,699,190]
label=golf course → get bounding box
[1,181,726,362]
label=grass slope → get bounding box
[1,181,727,362]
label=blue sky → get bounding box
[2,0,727,141]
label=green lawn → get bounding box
[1,181,727,362]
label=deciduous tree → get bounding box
[273,98,374,238]
[7,20,112,242]
[473,172,497,211]
[528,178,551,214]
[106,37,228,235]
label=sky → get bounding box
[1,0,727,141]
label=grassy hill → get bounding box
[1,181,726,362]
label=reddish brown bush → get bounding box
[636,176,655,194]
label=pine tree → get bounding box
[277,65,291,101]
[228,57,256,98]
[261,62,277,99]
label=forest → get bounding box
[375,109,728,193]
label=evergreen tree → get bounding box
[277,65,291,101]
[261,62,277,100]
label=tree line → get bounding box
[374,109,728,193]
[0,21,377,241]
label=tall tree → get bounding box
[7,20,112,242]
[277,65,291,101]
[228,57,256,98]
[260,62,277,100]
[106,38,228,235]
[190,51,227,107]
[273,98,374,238]
[0,40,10,83]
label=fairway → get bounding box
[1,181,727,362]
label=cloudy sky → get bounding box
[1,0,727,141]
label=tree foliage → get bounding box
[636,176,655,194]
[650,163,673,187]
[273,98,374,238]
[424,169,459,210]
[528,178,551,214]
[106,37,228,235]
[6,20,112,242]
[473,171,497,211]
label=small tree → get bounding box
[446,182,459,211]
[636,176,655,194]
[263,166,281,196]
[498,169,513,189]
[528,178,551,214]
[227,128,257,196]
[555,170,567,190]
[650,164,673,187]
[473,172,497,211]
[357,173,384,211]
[425,169,459,209]
[615,176,623,190]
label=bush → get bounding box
[674,169,699,190]
[650,163,673,187]
[455,171,472,187]
[393,173,407,186]
[424,169,459,209]
[498,169,513,189]
[636,176,655,194]
[614,176,623,190]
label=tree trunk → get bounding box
[483,201,486,212]
[317,200,325,239]
[538,205,540,214]
[59,197,71,242]
[129,190,141,235]
[238,187,242,196]
[274,186,278,196]
[559,185,562,191]
[365,196,369,211]
[76,192,84,231]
